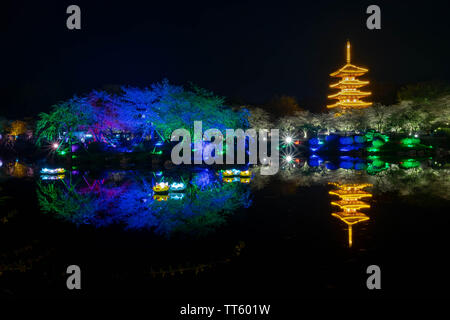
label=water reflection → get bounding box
[7,161,34,178]
[329,183,372,247]
[2,155,448,242]
[36,168,252,237]
[0,159,35,179]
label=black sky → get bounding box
[2,0,450,118]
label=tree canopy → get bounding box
[35,80,249,150]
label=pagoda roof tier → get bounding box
[330,79,370,89]
[328,90,371,99]
[329,190,372,200]
[330,63,368,77]
[329,183,373,190]
[331,200,371,210]
[332,212,370,226]
[327,100,372,109]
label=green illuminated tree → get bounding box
[36,98,94,150]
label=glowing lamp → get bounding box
[284,136,293,145]
[170,182,186,191]
[240,170,251,177]
[153,182,169,193]
[169,193,185,200]
[223,169,241,177]
[41,174,65,180]
[41,168,66,174]
[223,177,239,183]
[153,194,168,201]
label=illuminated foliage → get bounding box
[400,159,421,169]
[8,120,27,136]
[400,137,420,147]
[397,81,450,103]
[36,99,94,148]
[36,170,252,237]
[35,80,248,149]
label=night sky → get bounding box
[3,0,450,118]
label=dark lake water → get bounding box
[1,156,450,298]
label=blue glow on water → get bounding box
[326,162,338,170]
[339,137,354,145]
[339,161,354,169]
[36,169,252,238]
[308,156,323,167]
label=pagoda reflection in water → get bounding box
[328,182,372,247]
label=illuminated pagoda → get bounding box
[327,41,372,111]
[328,183,373,247]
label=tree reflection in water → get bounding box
[35,158,450,240]
[277,157,450,201]
[36,169,252,237]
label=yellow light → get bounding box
[331,200,371,210]
[328,190,372,200]
[153,194,168,201]
[240,170,251,177]
[327,41,372,111]
[346,40,351,64]
[222,177,235,183]
[329,182,372,248]
[153,182,169,193]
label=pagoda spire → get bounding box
[346,40,351,64]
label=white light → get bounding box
[52,143,59,149]
[286,155,293,162]
[414,134,418,138]
[284,136,293,144]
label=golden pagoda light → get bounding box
[328,189,372,201]
[328,182,373,190]
[331,200,371,211]
[329,182,372,247]
[332,211,370,248]
[327,41,372,111]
